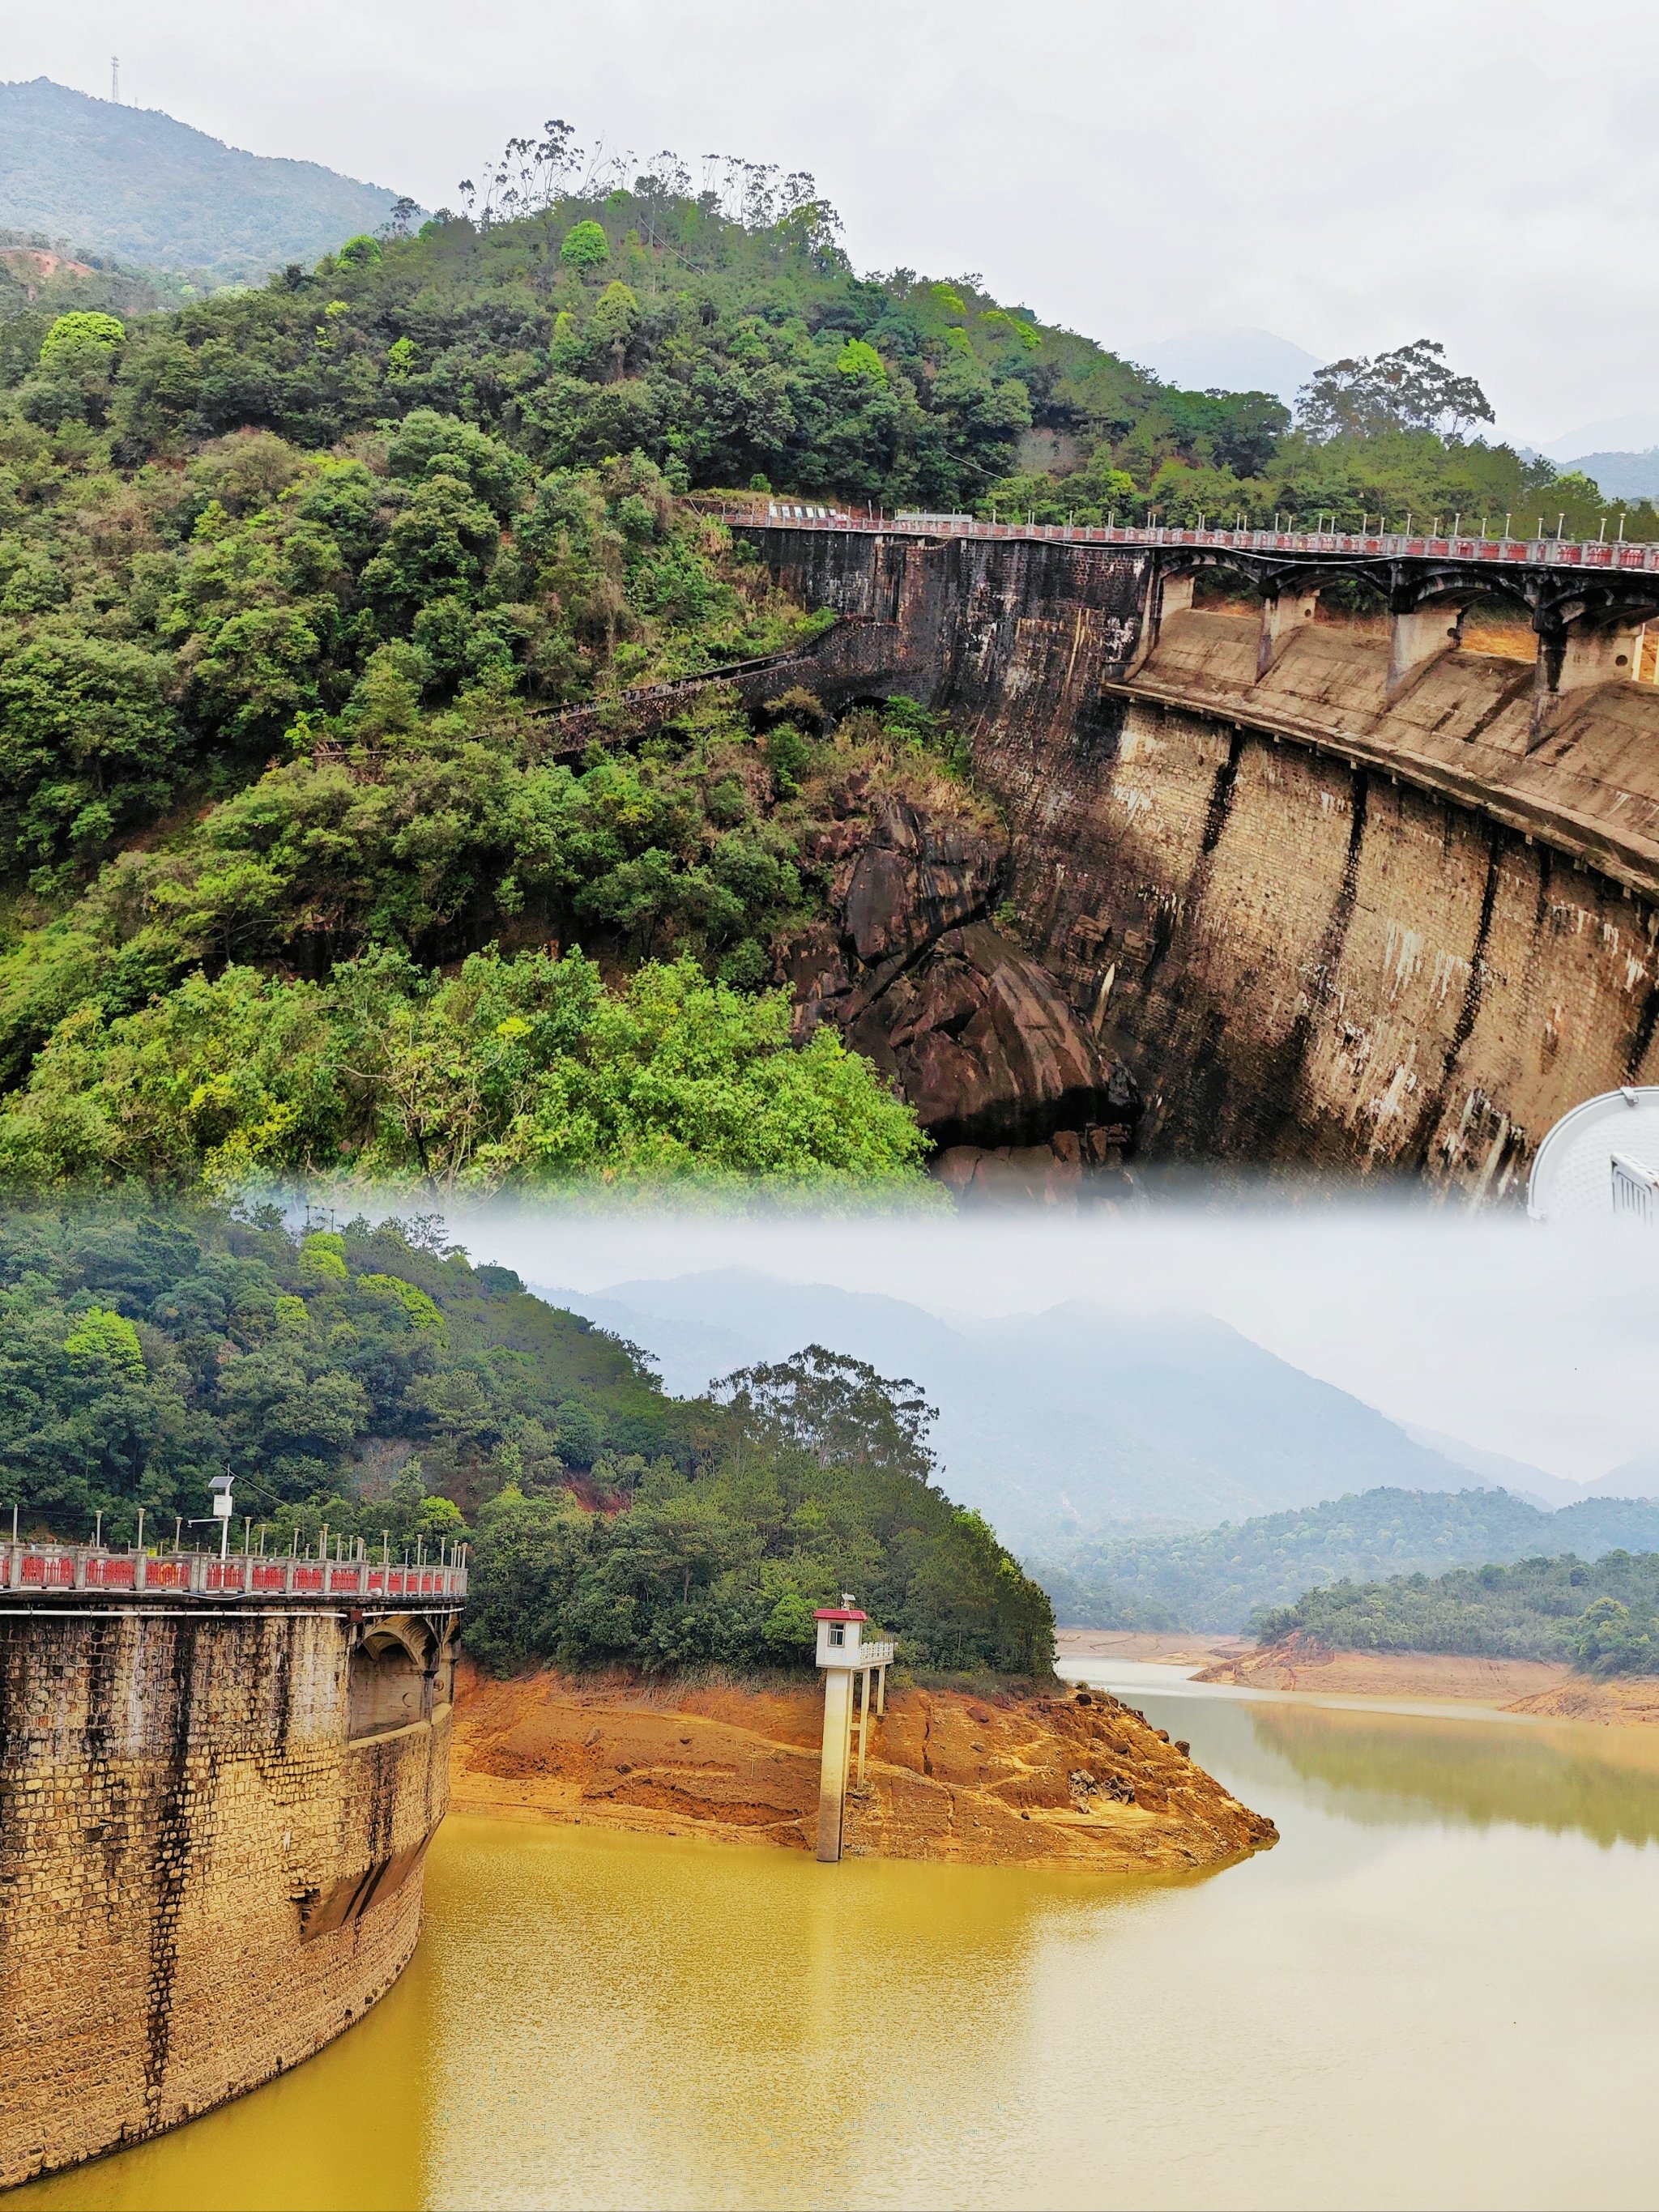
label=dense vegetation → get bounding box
[1030,1485,1659,1632]
[988,330,1654,548]
[0,79,399,284]
[0,121,1637,1196]
[467,1342,1054,1676]
[0,337,956,1190]
[0,1203,1052,1677]
[1257,1552,1659,1677]
[1,232,193,322]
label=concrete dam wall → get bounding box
[0,1583,458,2189]
[745,525,1659,1192]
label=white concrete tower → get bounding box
[814,1596,893,1862]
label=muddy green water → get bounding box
[20,1666,1659,2212]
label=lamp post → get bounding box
[209,1473,234,1562]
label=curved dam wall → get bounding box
[748,526,1659,1190]
[0,1596,454,2190]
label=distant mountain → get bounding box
[1545,411,1659,465]
[1398,1421,1584,1509]
[539,1271,1499,1545]
[1551,451,1659,503]
[1132,327,1321,407]
[1582,1451,1659,1501]
[1028,1485,1659,1631]
[0,79,404,283]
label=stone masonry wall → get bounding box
[744,527,1659,1188]
[1013,696,1659,1192]
[0,1604,451,2190]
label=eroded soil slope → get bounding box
[451,1663,1277,1871]
[1196,1636,1659,1728]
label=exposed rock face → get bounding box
[783,796,1141,1189]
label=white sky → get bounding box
[436,1198,1659,1485]
[6,0,1654,446]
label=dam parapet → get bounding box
[1,1535,467,1604]
[0,1553,463,2190]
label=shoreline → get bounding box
[1055,1629,1659,1729]
[450,1660,1276,1872]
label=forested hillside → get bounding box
[1258,1553,1659,1677]
[0,128,1633,1197]
[0,232,191,322]
[0,80,400,283]
[1032,1486,1659,1631]
[0,1204,1052,1677]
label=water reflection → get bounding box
[1089,1669,1659,1852]
[14,1920,437,2212]
[18,1691,1659,2211]
[1240,1699,1659,1848]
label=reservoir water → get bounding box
[21,1664,1659,2211]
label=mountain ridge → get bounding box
[0,78,404,282]
[1030,1485,1659,1631]
[534,1269,1508,1542]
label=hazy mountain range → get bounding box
[0,79,403,282]
[534,1270,1623,1545]
[1548,450,1659,502]
[1030,1485,1659,1632]
[1132,326,1321,407]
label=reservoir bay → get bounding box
[23,1668,1659,2212]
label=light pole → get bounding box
[209,1473,234,1561]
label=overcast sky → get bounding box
[6,0,1657,445]
[437,1198,1659,1485]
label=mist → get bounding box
[414,1193,1659,1485]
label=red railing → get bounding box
[720,508,1659,573]
[0,1542,467,1605]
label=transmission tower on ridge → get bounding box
[110,56,121,104]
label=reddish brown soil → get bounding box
[450,1661,1277,1871]
[1196,1635,1577,1707]
[1056,1628,1251,1669]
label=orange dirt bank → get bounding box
[450,1660,1277,1870]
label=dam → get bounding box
[0,1539,466,2191]
[734,514,1659,1195]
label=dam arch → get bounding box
[735,517,1659,1191]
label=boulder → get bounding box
[840,799,1001,965]
[851,923,1111,1149]
[782,795,1141,1177]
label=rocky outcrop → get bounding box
[783,795,1141,1192]
[450,1664,1278,1870]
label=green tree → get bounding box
[560,219,612,269]
[1297,339,1495,441]
[0,631,185,876]
[38,311,126,373]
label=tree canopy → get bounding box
[467,1341,1054,1676]
[0,1200,1055,1681]
[1029,1485,1659,1633]
[1295,339,1494,442]
[1256,1549,1659,1675]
